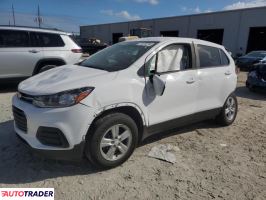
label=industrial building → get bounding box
[80,6,266,56]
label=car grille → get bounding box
[12,106,27,132]
[18,92,34,104]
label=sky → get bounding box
[0,0,266,33]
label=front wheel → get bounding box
[85,113,138,168]
[216,93,238,126]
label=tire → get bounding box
[85,113,138,168]
[38,65,57,73]
[246,81,255,92]
[248,87,255,92]
[216,93,238,126]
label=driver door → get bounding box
[144,43,199,127]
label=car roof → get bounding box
[134,37,225,49]
[0,26,71,35]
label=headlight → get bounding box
[33,87,94,108]
[248,71,257,79]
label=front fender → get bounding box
[93,102,147,126]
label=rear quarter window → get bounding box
[40,33,65,47]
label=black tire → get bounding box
[85,113,138,168]
[38,65,57,73]
[246,81,254,92]
[216,93,238,126]
[248,87,255,92]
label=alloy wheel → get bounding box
[225,97,236,121]
[100,124,132,161]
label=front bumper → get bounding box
[12,94,96,160]
[17,133,85,161]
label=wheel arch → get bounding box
[87,103,147,144]
[33,58,66,75]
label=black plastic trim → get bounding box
[12,106,27,132]
[142,108,221,140]
[36,127,69,148]
[16,133,85,161]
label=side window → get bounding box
[220,49,230,66]
[145,54,156,76]
[38,33,65,47]
[197,45,221,68]
[0,30,29,47]
[157,44,191,73]
[145,44,191,74]
[30,32,42,47]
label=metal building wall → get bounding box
[80,7,266,55]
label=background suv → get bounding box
[12,37,238,168]
[0,26,82,78]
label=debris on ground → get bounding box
[220,143,227,147]
[148,144,180,164]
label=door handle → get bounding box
[225,71,232,76]
[186,77,196,84]
[29,50,39,53]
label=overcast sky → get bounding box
[0,0,266,33]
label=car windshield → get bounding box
[79,41,158,72]
[246,51,266,59]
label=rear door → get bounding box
[38,32,66,61]
[0,30,43,78]
[195,43,233,111]
[145,43,199,126]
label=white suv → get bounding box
[12,37,238,168]
[0,26,82,78]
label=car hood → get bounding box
[18,65,115,95]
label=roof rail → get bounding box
[0,25,65,32]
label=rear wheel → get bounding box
[85,113,138,168]
[35,60,65,75]
[216,93,238,126]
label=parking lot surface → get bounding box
[0,72,265,200]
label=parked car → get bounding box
[0,26,82,79]
[235,51,266,71]
[118,36,139,42]
[12,37,238,168]
[246,63,266,92]
[79,38,108,55]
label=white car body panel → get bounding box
[12,95,95,149]
[146,70,198,125]
[0,46,43,78]
[193,40,237,111]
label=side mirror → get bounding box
[150,74,166,96]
